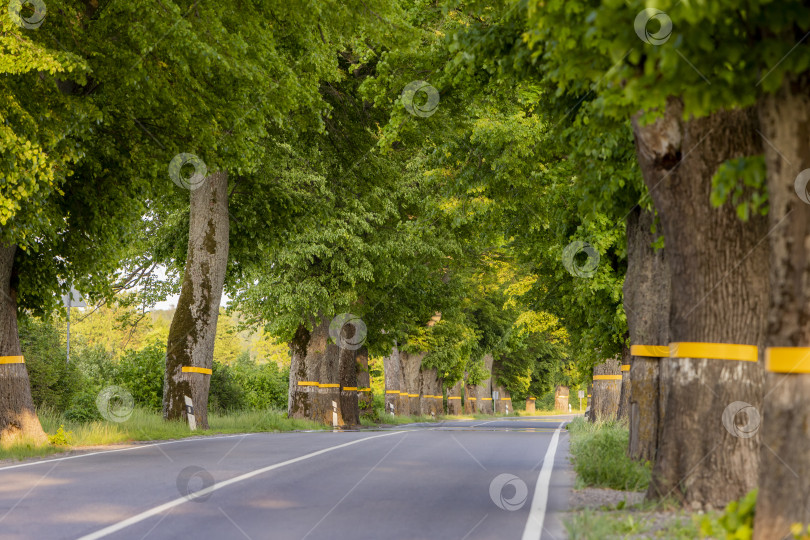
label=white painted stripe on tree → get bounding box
[77,431,406,540]
[521,421,564,540]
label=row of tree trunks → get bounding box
[0,244,47,443]
[287,315,361,427]
[753,75,810,539]
[624,206,671,464]
[590,359,621,421]
[634,101,768,507]
[163,171,230,430]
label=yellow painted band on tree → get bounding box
[621,365,631,371]
[669,342,758,362]
[765,348,810,373]
[342,387,358,391]
[630,345,670,357]
[0,356,24,364]
[448,396,461,400]
[468,397,477,401]
[319,383,339,388]
[593,375,622,380]
[358,388,372,392]
[482,398,493,400]
[181,367,212,375]
[528,397,536,400]
[385,390,400,394]
[409,394,419,397]
[297,381,319,386]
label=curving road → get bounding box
[0,415,576,540]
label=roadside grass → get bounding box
[567,416,651,491]
[566,507,703,540]
[0,407,326,462]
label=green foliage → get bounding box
[567,417,651,491]
[114,343,165,411]
[711,156,769,221]
[47,425,73,446]
[699,490,757,540]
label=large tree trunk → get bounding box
[634,101,768,508]
[419,365,440,416]
[493,383,512,414]
[591,359,621,421]
[753,75,810,539]
[287,316,347,425]
[383,344,402,416]
[447,380,463,415]
[338,336,359,427]
[163,171,230,430]
[400,350,421,416]
[624,207,670,463]
[463,381,477,414]
[0,245,46,444]
[616,342,631,421]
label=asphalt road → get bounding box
[0,415,576,540]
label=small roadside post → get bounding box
[184,396,196,431]
[578,390,585,412]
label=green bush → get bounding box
[113,342,165,411]
[19,316,85,412]
[567,417,651,491]
[699,489,757,540]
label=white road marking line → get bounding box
[521,421,564,540]
[77,431,405,540]
[0,434,253,472]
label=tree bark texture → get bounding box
[0,244,46,444]
[554,385,570,412]
[163,171,230,430]
[463,382,478,414]
[383,344,402,415]
[591,359,621,422]
[624,207,670,463]
[493,384,512,414]
[634,101,768,507]
[753,75,810,540]
[339,333,360,427]
[525,398,536,414]
[400,350,422,416]
[356,347,373,415]
[617,343,631,421]
[419,365,441,416]
[447,380,463,415]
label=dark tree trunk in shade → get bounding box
[753,76,810,540]
[624,207,670,463]
[383,345,402,416]
[0,244,46,443]
[591,359,621,421]
[634,101,768,507]
[617,343,631,422]
[163,171,230,430]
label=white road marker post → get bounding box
[184,396,196,431]
[332,400,338,428]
